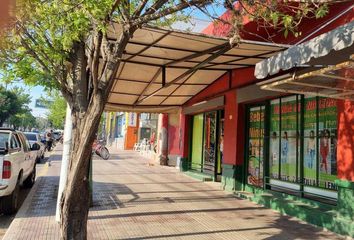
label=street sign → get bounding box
[35,99,53,109]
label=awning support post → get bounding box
[162,66,166,87]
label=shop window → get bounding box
[318,97,338,191]
[269,99,280,179]
[304,97,318,186]
[246,95,338,199]
[247,106,265,187]
[280,96,299,183]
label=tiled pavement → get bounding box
[3,147,349,240]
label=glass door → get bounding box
[191,114,204,171]
[203,111,217,175]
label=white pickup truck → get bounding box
[0,128,39,214]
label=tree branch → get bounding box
[91,31,103,95]
[132,0,149,18]
[131,0,212,27]
[141,0,169,17]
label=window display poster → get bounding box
[248,107,264,187]
[304,97,317,187]
[303,97,338,190]
[279,96,298,183]
[269,97,298,183]
[318,98,337,190]
[269,100,279,179]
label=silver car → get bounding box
[24,132,45,163]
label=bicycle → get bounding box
[92,139,110,160]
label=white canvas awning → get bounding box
[104,25,288,113]
[258,56,354,101]
[255,20,354,101]
[255,20,354,80]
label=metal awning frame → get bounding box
[258,60,354,100]
[104,25,289,112]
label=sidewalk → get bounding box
[3,147,348,240]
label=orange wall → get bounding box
[124,126,138,150]
[337,100,354,181]
[124,114,139,150]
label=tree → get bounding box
[0,0,329,239]
[9,110,37,130]
[0,86,31,127]
[47,92,67,129]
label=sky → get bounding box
[7,82,48,118]
[5,4,227,119]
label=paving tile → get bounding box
[2,148,349,240]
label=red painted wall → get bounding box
[223,91,237,165]
[167,113,181,156]
[203,2,354,45]
[183,67,257,166]
[181,3,354,179]
[337,100,354,181]
[179,113,190,158]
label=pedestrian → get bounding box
[46,130,53,151]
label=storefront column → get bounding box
[159,113,169,165]
[221,91,238,191]
[336,99,354,223]
[179,113,190,171]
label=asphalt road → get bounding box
[0,156,48,239]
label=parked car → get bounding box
[39,132,46,144]
[0,128,39,214]
[52,131,62,142]
[24,132,46,163]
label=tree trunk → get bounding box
[58,28,133,239]
[60,95,104,240]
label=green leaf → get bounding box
[284,29,289,38]
[315,5,329,19]
[270,12,279,27]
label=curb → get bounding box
[2,148,58,240]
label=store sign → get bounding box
[127,113,137,127]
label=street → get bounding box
[0,154,48,239]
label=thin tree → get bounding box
[0,0,329,239]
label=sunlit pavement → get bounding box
[0,148,53,240]
[3,146,347,240]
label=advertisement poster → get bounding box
[270,97,298,183]
[269,99,280,179]
[304,97,337,190]
[303,97,317,187]
[318,97,337,190]
[248,107,264,187]
[127,113,137,127]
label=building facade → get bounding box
[161,3,354,237]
